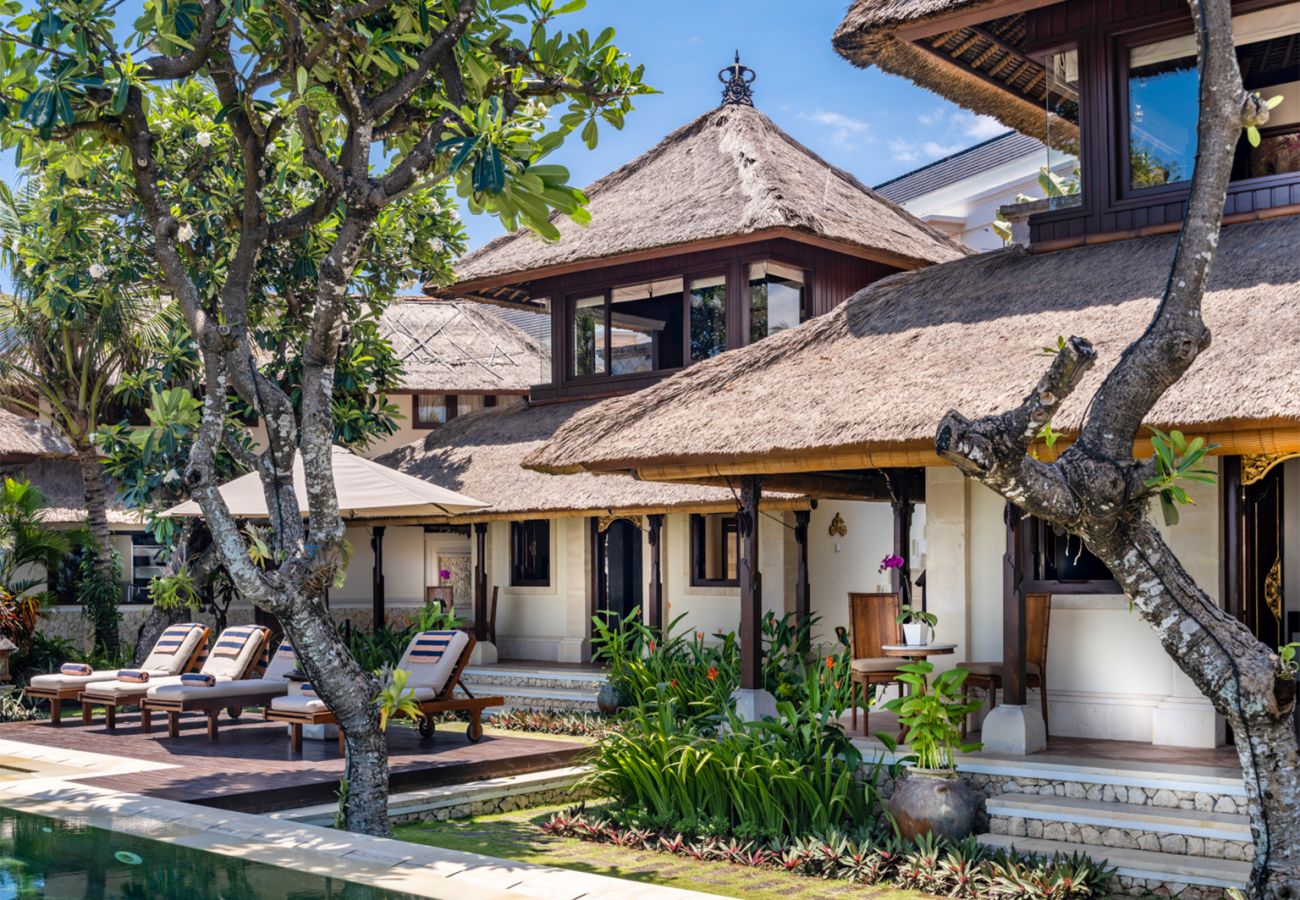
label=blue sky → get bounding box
[0,1,1006,255]
[456,0,1007,250]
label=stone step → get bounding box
[461,681,600,712]
[978,833,1249,894]
[462,666,606,693]
[986,793,1251,861]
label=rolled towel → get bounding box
[60,663,93,677]
[299,683,317,696]
[180,672,216,687]
[117,670,150,684]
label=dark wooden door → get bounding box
[595,519,643,627]
[1240,466,1286,649]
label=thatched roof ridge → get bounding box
[525,217,1300,475]
[381,299,547,393]
[833,1,1057,144]
[447,104,965,288]
[0,409,75,461]
[376,401,802,520]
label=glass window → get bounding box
[690,513,739,586]
[571,295,606,377]
[747,262,805,344]
[1128,41,1198,189]
[510,519,551,586]
[1044,49,1083,200]
[689,274,727,362]
[1029,518,1114,583]
[1126,8,1300,191]
[609,277,684,374]
[414,393,453,427]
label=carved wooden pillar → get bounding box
[647,514,665,632]
[793,510,811,649]
[738,476,763,691]
[474,523,488,642]
[371,526,386,632]
[1002,502,1028,705]
[891,484,916,604]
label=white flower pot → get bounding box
[903,622,929,646]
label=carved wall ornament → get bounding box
[597,514,642,533]
[828,512,848,537]
[1241,452,1300,486]
[1265,557,1283,623]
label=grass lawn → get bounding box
[393,804,933,900]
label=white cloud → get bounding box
[917,107,948,126]
[801,108,871,149]
[951,110,1006,140]
[889,138,919,163]
[922,140,964,158]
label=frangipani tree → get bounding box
[0,0,648,834]
[936,0,1298,892]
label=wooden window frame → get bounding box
[689,513,741,588]
[412,393,457,429]
[510,519,551,587]
[1020,516,1121,595]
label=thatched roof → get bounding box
[376,401,804,521]
[525,217,1300,478]
[381,299,547,393]
[0,409,74,461]
[443,104,965,292]
[4,458,142,526]
[833,1,1066,146]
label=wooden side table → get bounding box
[882,643,956,661]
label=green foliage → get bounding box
[484,708,617,738]
[1280,642,1300,677]
[543,810,1117,897]
[1143,427,1220,526]
[587,687,876,843]
[373,665,423,732]
[879,661,981,771]
[74,536,122,657]
[147,565,201,611]
[0,477,68,599]
[895,605,938,629]
[1245,93,1285,147]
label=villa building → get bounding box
[525,0,1300,766]
[385,58,964,669]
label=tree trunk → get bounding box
[1094,521,1300,892]
[279,591,390,836]
[76,442,120,657]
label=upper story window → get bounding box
[568,273,728,379]
[1124,6,1300,193]
[610,277,684,374]
[688,274,727,362]
[1044,48,1083,198]
[747,261,806,344]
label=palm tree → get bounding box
[0,180,168,654]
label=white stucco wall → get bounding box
[927,461,1225,747]
[486,516,591,663]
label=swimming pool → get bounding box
[0,807,417,898]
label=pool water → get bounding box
[0,808,417,899]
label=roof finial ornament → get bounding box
[718,51,755,107]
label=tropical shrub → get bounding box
[484,709,617,738]
[592,609,853,723]
[879,660,982,771]
[587,685,875,842]
[543,809,1116,897]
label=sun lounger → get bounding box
[25,623,209,726]
[79,625,270,731]
[142,639,298,741]
[264,630,504,753]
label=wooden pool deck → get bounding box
[0,712,585,813]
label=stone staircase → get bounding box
[461,665,604,713]
[972,755,1251,898]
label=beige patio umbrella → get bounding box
[165,445,485,520]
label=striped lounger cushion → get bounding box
[299,683,317,696]
[117,670,150,684]
[60,663,92,676]
[181,672,216,687]
[401,630,469,697]
[154,624,202,655]
[211,626,261,659]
